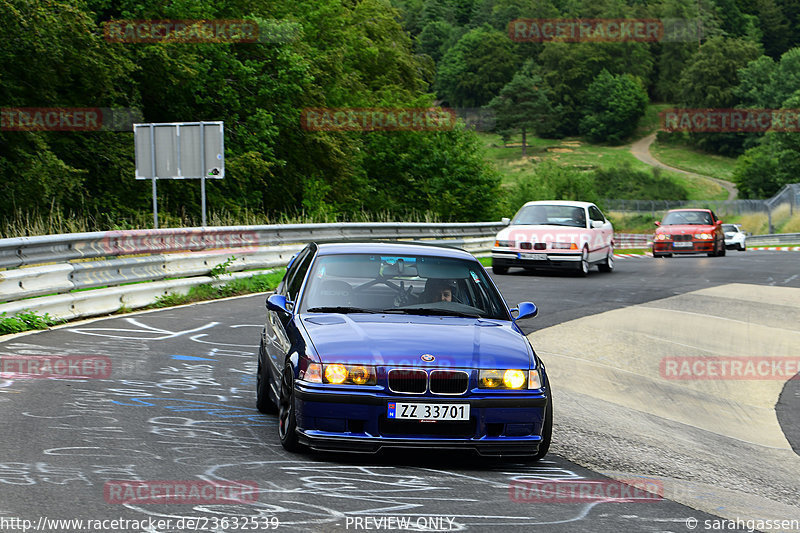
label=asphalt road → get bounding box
[1,250,798,533]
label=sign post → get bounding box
[133,121,224,228]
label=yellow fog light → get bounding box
[350,365,372,385]
[503,369,526,389]
[479,369,503,388]
[324,364,348,384]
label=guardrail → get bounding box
[2,223,796,326]
[0,224,503,323]
[0,222,505,270]
[748,233,800,245]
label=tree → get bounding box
[579,70,649,144]
[360,126,502,221]
[732,92,800,198]
[416,20,456,63]
[537,42,654,135]
[678,36,762,154]
[486,61,554,155]
[435,25,518,107]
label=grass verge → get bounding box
[0,311,65,336]
[649,140,737,181]
[0,270,286,336]
[150,270,285,308]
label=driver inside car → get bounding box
[424,278,460,303]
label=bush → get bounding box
[593,162,688,201]
[579,70,648,144]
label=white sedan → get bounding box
[722,224,747,251]
[491,201,615,276]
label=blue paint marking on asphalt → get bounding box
[170,355,215,361]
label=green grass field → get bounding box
[650,141,738,181]
[479,132,728,201]
[480,103,738,203]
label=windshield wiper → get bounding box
[385,307,481,318]
[306,306,380,314]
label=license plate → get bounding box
[520,253,548,260]
[387,402,470,421]
[673,242,693,248]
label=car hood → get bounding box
[656,224,715,235]
[496,224,597,246]
[300,313,532,369]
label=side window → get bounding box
[278,250,305,296]
[589,206,605,223]
[287,248,315,303]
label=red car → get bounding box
[652,209,726,258]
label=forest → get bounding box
[1,0,799,234]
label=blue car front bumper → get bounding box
[293,382,549,456]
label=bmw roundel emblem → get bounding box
[421,354,435,362]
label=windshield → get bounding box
[512,204,587,228]
[722,224,737,232]
[300,253,509,320]
[662,210,714,226]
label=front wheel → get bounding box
[598,250,614,273]
[278,364,301,452]
[739,243,746,251]
[492,262,508,275]
[576,248,589,277]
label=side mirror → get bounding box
[591,220,603,229]
[716,220,723,225]
[501,217,511,225]
[511,301,538,320]
[267,294,292,314]
[654,221,661,227]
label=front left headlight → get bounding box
[694,233,713,240]
[495,240,514,248]
[479,369,537,389]
[303,363,376,385]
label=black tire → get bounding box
[576,248,589,277]
[530,397,553,463]
[256,341,278,414]
[739,243,746,251]
[278,363,301,452]
[719,243,726,256]
[492,263,509,275]
[598,250,614,273]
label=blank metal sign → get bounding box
[134,122,224,180]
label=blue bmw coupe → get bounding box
[257,241,551,461]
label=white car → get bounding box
[491,200,615,276]
[722,224,747,251]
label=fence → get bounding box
[602,183,800,233]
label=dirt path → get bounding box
[630,133,738,201]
